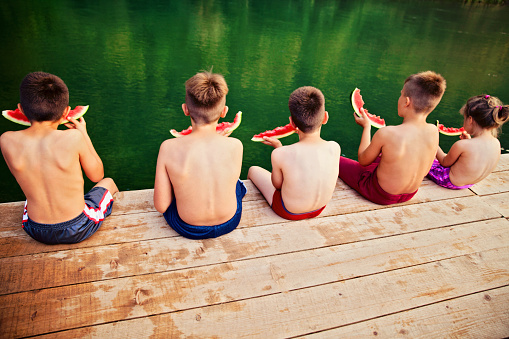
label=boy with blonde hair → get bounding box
[153,71,245,239]
[0,72,118,244]
[248,86,340,220]
[339,71,446,205]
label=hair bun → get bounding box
[494,105,509,125]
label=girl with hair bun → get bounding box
[427,94,509,189]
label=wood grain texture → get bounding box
[0,154,507,338]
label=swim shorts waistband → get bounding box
[271,189,326,221]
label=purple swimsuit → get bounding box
[427,160,474,190]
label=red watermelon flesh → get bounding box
[251,123,296,142]
[350,88,386,128]
[2,105,89,126]
[170,111,242,137]
[436,120,465,136]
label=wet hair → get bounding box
[185,71,229,124]
[19,72,69,122]
[403,71,446,113]
[460,95,509,138]
[288,86,325,133]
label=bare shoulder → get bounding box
[0,130,23,153]
[0,130,15,145]
[226,136,243,150]
[327,140,341,150]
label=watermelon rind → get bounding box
[170,111,242,137]
[2,105,89,126]
[436,120,464,136]
[350,88,386,129]
[2,109,30,126]
[251,123,296,142]
[61,105,89,124]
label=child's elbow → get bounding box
[154,200,169,214]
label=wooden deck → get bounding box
[1,155,509,338]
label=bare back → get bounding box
[155,130,243,226]
[273,139,340,213]
[1,128,88,223]
[447,135,500,186]
[375,123,439,194]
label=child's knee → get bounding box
[247,166,258,179]
[96,178,118,195]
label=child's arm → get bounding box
[153,141,173,213]
[66,117,104,182]
[270,148,284,190]
[436,141,466,168]
[354,109,383,166]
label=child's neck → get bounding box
[297,128,323,142]
[190,121,218,134]
[402,110,429,124]
[28,120,61,131]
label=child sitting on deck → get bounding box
[0,72,118,244]
[153,71,245,239]
[339,71,446,205]
[427,95,509,189]
[247,86,340,220]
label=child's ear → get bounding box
[17,103,23,113]
[322,111,329,125]
[405,96,411,107]
[182,103,190,116]
[57,106,71,124]
[220,105,229,118]
[289,116,297,129]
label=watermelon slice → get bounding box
[436,120,465,136]
[170,111,242,137]
[350,88,386,128]
[2,105,89,126]
[251,123,296,142]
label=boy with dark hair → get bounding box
[339,70,446,205]
[153,71,245,239]
[248,86,341,220]
[0,72,118,244]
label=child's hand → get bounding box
[262,136,283,148]
[217,129,233,137]
[64,117,88,134]
[459,131,471,140]
[354,108,372,128]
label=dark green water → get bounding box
[1,0,508,202]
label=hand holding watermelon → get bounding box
[354,107,374,129]
[63,116,88,134]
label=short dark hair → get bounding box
[403,71,446,113]
[461,95,509,138]
[288,86,325,133]
[185,71,229,124]
[19,72,69,122]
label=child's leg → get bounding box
[94,178,119,196]
[247,166,276,205]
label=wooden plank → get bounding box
[1,219,507,337]
[481,192,509,218]
[470,171,509,196]
[0,211,176,259]
[0,195,501,290]
[0,179,484,259]
[299,286,509,339]
[494,153,509,172]
[22,246,509,338]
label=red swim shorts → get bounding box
[271,189,326,221]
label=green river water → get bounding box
[0,0,508,202]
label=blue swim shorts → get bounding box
[163,180,247,240]
[22,187,114,244]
